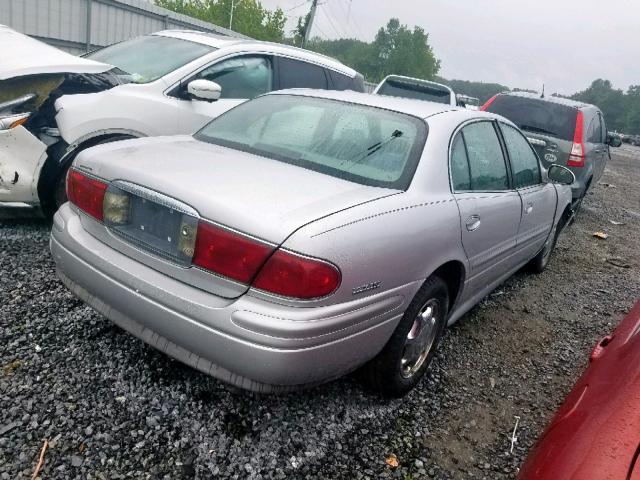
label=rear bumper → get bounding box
[50,204,415,392]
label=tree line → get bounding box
[155,0,640,134]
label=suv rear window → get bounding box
[485,96,578,141]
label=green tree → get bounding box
[572,79,627,132]
[154,0,286,42]
[305,18,440,83]
[368,19,440,82]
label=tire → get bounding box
[571,176,592,217]
[362,276,449,397]
[528,222,558,273]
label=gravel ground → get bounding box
[1,147,638,480]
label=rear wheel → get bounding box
[362,276,449,397]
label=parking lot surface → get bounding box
[1,147,639,479]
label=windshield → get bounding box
[485,95,578,141]
[377,78,452,104]
[87,35,214,84]
[195,95,428,190]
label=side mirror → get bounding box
[187,80,221,102]
[607,134,622,148]
[547,164,575,185]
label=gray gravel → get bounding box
[1,148,638,479]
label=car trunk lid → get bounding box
[74,136,399,297]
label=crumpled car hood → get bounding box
[0,24,111,80]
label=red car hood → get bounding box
[518,300,640,480]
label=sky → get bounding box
[259,0,638,95]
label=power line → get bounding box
[324,1,350,37]
[336,0,365,39]
[319,4,345,38]
[286,0,309,12]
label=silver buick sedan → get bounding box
[50,90,574,397]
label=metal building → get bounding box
[0,0,244,54]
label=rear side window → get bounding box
[450,133,471,190]
[485,95,578,141]
[278,57,328,90]
[327,70,353,90]
[500,124,542,188]
[457,121,509,191]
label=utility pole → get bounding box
[229,0,245,31]
[302,0,319,47]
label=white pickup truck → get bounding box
[374,75,457,106]
[374,75,480,111]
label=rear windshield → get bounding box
[485,95,578,141]
[377,78,452,104]
[195,94,427,190]
[87,35,214,84]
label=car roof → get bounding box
[267,89,479,120]
[499,91,593,110]
[154,29,357,76]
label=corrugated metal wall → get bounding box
[0,0,246,54]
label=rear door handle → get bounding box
[465,215,481,231]
[525,202,533,215]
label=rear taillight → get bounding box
[192,221,341,299]
[567,110,585,167]
[480,94,498,111]
[66,169,107,221]
[253,250,341,299]
[192,221,273,284]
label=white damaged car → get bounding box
[0,25,114,212]
[0,25,363,215]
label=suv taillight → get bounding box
[66,169,107,221]
[567,110,585,167]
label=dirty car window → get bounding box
[87,36,214,84]
[195,95,428,190]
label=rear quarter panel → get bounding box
[281,189,467,307]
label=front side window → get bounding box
[500,123,541,188]
[278,57,328,90]
[587,115,602,143]
[195,95,427,189]
[461,121,509,191]
[193,56,273,99]
[87,35,214,84]
[598,114,607,143]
